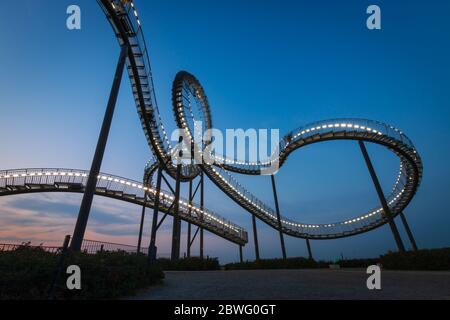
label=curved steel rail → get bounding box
[99,0,422,240]
[170,72,423,239]
[201,119,422,239]
[0,168,248,245]
[97,0,199,182]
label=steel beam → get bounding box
[161,173,176,195]
[170,163,183,261]
[137,194,147,253]
[190,227,200,248]
[187,180,193,258]
[239,245,244,263]
[306,239,313,260]
[252,215,260,260]
[359,141,406,253]
[200,172,204,259]
[48,235,71,300]
[192,179,201,200]
[148,166,163,264]
[271,174,287,259]
[71,45,128,251]
[400,212,419,251]
[156,212,169,231]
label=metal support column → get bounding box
[200,172,204,259]
[187,180,193,258]
[252,215,260,260]
[359,141,406,253]
[306,239,313,260]
[271,175,287,259]
[171,162,183,261]
[48,235,71,300]
[148,166,163,264]
[137,195,147,253]
[239,245,244,263]
[400,212,419,251]
[71,44,129,251]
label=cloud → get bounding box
[0,192,266,263]
[0,193,144,245]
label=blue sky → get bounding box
[0,0,449,263]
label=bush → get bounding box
[0,246,58,300]
[0,247,164,300]
[224,257,326,270]
[380,248,450,271]
[156,257,220,271]
[223,249,450,271]
[335,258,380,268]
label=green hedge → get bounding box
[156,257,220,271]
[380,248,450,271]
[0,246,164,300]
[223,248,450,271]
[335,258,380,268]
[224,257,327,270]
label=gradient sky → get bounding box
[0,0,449,263]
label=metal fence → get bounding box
[80,239,147,254]
[0,239,148,255]
[0,243,62,254]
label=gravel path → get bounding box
[131,269,450,300]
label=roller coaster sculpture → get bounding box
[0,0,422,261]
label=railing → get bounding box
[99,0,173,163]
[81,239,145,254]
[0,239,148,255]
[0,243,61,254]
[0,168,248,244]
[203,118,422,239]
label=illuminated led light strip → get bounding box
[210,167,326,229]
[110,0,175,170]
[210,146,413,230]
[0,169,244,235]
[210,121,388,167]
[206,119,418,231]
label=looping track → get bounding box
[0,0,421,247]
[98,0,422,240]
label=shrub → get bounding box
[335,258,380,268]
[224,257,325,270]
[156,257,220,271]
[0,246,58,300]
[0,247,164,300]
[380,248,450,271]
